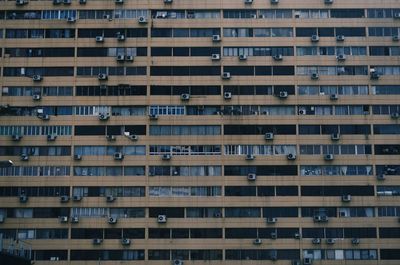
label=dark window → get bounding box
[336,27,366,36]
[224,166,298,176]
[301,207,337,217]
[330,9,365,18]
[263,207,298,217]
[190,228,222,238]
[148,250,170,260]
[296,28,317,37]
[381,249,400,260]
[225,186,256,196]
[380,228,400,238]
[224,125,296,135]
[151,47,172,56]
[302,228,325,238]
[149,228,171,239]
[71,229,103,239]
[225,228,257,238]
[148,207,185,218]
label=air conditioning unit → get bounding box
[211,54,221,60]
[158,214,167,223]
[273,54,283,61]
[287,153,296,160]
[73,195,82,201]
[324,154,334,161]
[253,238,262,245]
[267,217,277,223]
[125,55,134,62]
[370,71,380,80]
[247,173,257,181]
[148,113,159,120]
[326,238,336,244]
[311,35,320,42]
[164,0,173,3]
[60,195,70,203]
[33,94,42,101]
[106,135,116,141]
[71,216,79,223]
[222,72,231,79]
[47,134,57,141]
[212,34,221,42]
[63,0,71,4]
[19,195,28,203]
[251,14,257,19]
[336,35,345,41]
[60,216,68,223]
[265,132,274,140]
[95,36,104,42]
[93,238,102,245]
[106,195,116,202]
[32,75,42,82]
[391,112,400,119]
[279,91,288,98]
[117,34,125,41]
[270,232,277,239]
[271,0,279,3]
[331,133,340,141]
[173,260,183,265]
[16,0,28,6]
[393,35,399,41]
[20,154,29,161]
[298,109,306,115]
[116,54,125,61]
[104,14,112,20]
[312,238,321,244]
[311,73,319,80]
[121,238,131,245]
[376,174,385,181]
[98,73,108,80]
[213,211,222,218]
[244,0,253,4]
[12,134,23,141]
[342,194,351,202]
[246,154,255,160]
[67,17,76,23]
[394,12,400,18]
[127,134,139,141]
[79,0,87,4]
[74,154,82,161]
[115,0,124,4]
[114,152,124,160]
[180,93,190,100]
[330,94,339,100]
[37,114,50,120]
[313,215,328,222]
[108,216,117,224]
[303,257,313,265]
[351,238,360,245]
[294,232,301,239]
[224,92,232,99]
[138,16,147,24]
[162,154,172,160]
[239,54,247,60]
[324,0,333,4]
[99,113,110,120]
[337,54,346,61]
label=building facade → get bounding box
[0,0,400,264]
